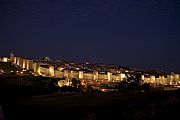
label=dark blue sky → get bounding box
[0,0,180,72]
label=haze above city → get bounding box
[0,0,180,72]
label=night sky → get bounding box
[0,0,180,72]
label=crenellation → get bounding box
[1,54,180,85]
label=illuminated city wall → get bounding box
[83,73,94,80]
[0,57,8,62]
[40,67,49,76]
[22,59,26,69]
[112,74,121,81]
[93,71,98,80]
[98,74,108,80]
[8,56,180,84]
[69,72,79,79]
[37,67,125,81]
[142,74,180,85]
[54,70,64,78]
[33,62,40,74]
[49,66,55,77]
[28,60,34,70]
[79,71,83,79]
[10,57,34,71]
[107,72,112,81]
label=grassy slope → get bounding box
[3,90,178,120]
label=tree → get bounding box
[117,73,143,92]
[141,83,150,92]
[71,78,81,88]
[48,78,59,92]
[87,86,94,96]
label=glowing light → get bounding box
[2,57,8,62]
[49,66,54,76]
[120,73,126,80]
[79,71,83,79]
[101,89,105,92]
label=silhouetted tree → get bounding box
[117,73,143,92]
[48,78,59,92]
[72,78,81,88]
[141,83,150,92]
[87,86,94,96]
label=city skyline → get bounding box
[0,0,180,72]
[1,53,179,74]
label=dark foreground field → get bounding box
[1,85,180,120]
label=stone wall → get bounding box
[83,73,94,80]
[9,56,180,84]
[142,74,180,85]
[98,74,108,80]
[54,70,64,78]
[40,67,49,76]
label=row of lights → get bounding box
[0,69,25,74]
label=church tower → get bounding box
[10,52,14,62]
